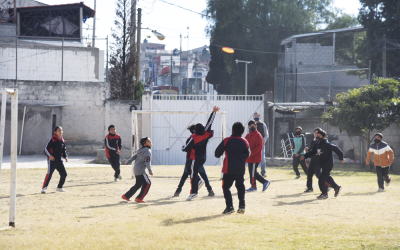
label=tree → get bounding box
[109,0,136,100]
[134,80,144,101]
[204,0,337,95]
[356,1,400,78]
[322,78,400,169]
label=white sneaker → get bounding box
[56,188,66,192]
[41,187,47,194]
[377,188,384,192]
[198,179,205,190]
[114,178,118,182]
[186,193,198,201]
[327,187,332,192]
[385,177,391,187]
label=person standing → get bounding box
[215,122,250,214]
[291,126,308,179]
[366,133,394,192]
[41,126,68,194]
[105,125,122,181]
[253,112,268,177]
[245,120,271,192]
[302,129,344,199]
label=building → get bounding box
[276,27,369,103]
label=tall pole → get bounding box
[383,34,386,78]
[187,27,189,94]
[92,0,96,47]
[9,89,18,227]
[195,51,198,94]
[106,35,109,82]
[137,8,142,84]
[0,90,7,186]
[170,55,173,93]
[368,60,371,84]
[180,33,182,94]
[130,0,136,86]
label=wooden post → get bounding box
[9,89,18,227]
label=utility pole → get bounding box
[106,35,109,82]
[383,34,386,78]
[130,0,136,85]
[92,0,96,47]
[170,55,173,93]
[187,27,189,94]
[180,33,182,94]
[137,8,142,84]
[195,51,198,95]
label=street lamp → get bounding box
[235,59,252,97]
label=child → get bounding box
[105,125,122,181]
[302,129,344,199]
[245,120,271,192]
[41,126,68,194]
[253,112,269,177]
[366,133,394,192]
[290,126,308,179]
[182,106,220,201]
[174,124,214,197]
[122,137,153,203]
[215,122,250,214]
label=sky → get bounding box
[38,0,362,52]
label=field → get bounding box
[0,164,399,249]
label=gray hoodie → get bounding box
[126,146,153,175]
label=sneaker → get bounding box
[121,194,131,201]
[295,175,300,179]
[327,187,333,192]
[41,187,47,194]
[262,181,271,192]
[262,174,267,178]
[378,188,385,192]
[304,189,313,193]
[237,206,245,214]
[334,186,342,197]
[198,179,205,190]
[208,190,215,196]
[135,198,146,203]
[316,193,328,199]
[56,188,66,192]
[118,174,122,180]
[222,207,235,214]
[385,177,391,187]
[114,178,118,182]
[246,187,257,192]
[186,193,198,201]
[174,189,181,197]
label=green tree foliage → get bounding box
[109,0,136,100]
[134,81,144,101]
[322,78,400,164]
[356,1,400,77]
[204,0,337,94]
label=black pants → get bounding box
[319,165,339,194]
[125,173,151,200]
[293,155,308,176]
[222,174,245,209]
[188,158,206,194]
[42,160,67,189]
[108,155,120,178]
[376,166,391,189]
[306,162,332,190]
[178,159,211,191]
[248,163,267,189]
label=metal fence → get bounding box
[0,35,109,83]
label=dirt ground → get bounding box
[0,164,399,249]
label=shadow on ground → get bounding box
[161,214,225,226]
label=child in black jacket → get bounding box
[302,129,344,199]
[215,122,250,214]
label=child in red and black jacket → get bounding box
[105,125,122,181]
[215,122,250,214]
[41,126,68,194]
[182,106,220,201]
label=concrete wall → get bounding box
[0,23,16,36]
[0,39,104,82]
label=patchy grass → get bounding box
[0,165,399,249]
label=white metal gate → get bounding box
[151,95,264,166]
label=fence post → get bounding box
[9,89,18,227]
[15,37,18,87]
[106,35,109,82]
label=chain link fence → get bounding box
[0,35,110,82]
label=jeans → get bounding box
[376,166,391,189]
[260,145,266,175]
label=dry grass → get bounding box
[0,164,399,249]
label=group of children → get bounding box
[40,109,395,213]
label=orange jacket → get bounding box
[366,141,394,167]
